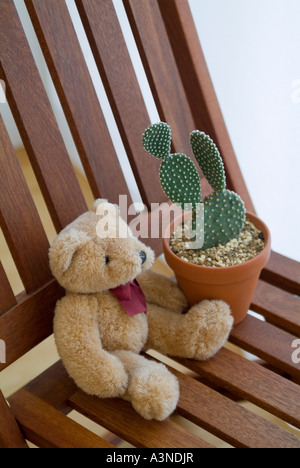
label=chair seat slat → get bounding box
[230,315,300,380]
[172,365,300,448]
[252,280,300,336]
[24,358,300,448]
[23,360,76,415]
[0,0,87,231]
[175,347,300,429]
[0,390,28,448]
[69,390,214,448]
[0,263,16,315]
[9,389,114,448]
[0,117,52,293]
[26,0,131,207]
[76,0,165,208]
[261,251,300,296]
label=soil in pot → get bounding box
[170,218,265,267]
[163,212,271,325]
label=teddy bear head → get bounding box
[49,199,155,294]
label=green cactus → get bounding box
[142,122,245,250]
[159,153,201,211]
[202,190,245,249]
[190,130,226,192]
[142,122,202,210]
[142,122,171,160]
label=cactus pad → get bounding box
[190,130,226,191]
[160,153,201,210]
[142,122,171,160]
[202,190,245,249]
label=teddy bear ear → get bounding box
[92,199,108,213]
[49,228,91,278]
[92,199,120,217]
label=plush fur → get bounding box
[49,199,233,421]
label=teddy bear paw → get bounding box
[186,299,233,361]
[103,369,129,398]
[88,358,129,399]
[128,363,179,421]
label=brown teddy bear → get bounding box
[49,199,233,421]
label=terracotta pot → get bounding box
[163,212,271,325]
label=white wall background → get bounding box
[189,0,300,262]
[1,0,300,262]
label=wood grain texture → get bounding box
[123,0,195,157]
[26,357,300,448]
[26,0,131,207]
[157,0,255,212]
[24,360,76,415]
[251,280,300,336]
[261,251,300,296]
[0,390,28,448]
[123,0,211,199]
[172,364,300,448]
[175,347,300,429]
[9,389,114,448]
[0,280,64,371]
[0,0,87,231]
[230,315,300,380]
[0,263,16,316]
[69,390,214,448]
[76,0,166,208]
[1,0,299,450]
[0,116,52,293]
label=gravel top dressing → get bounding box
[170,219,265,267]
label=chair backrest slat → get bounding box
[123,0,195,157]
[0,116,51,293]
[0,263,16,316]
[158,0,255,212]
[76,0,165,208]
[0,280,64,371]
[26,0,132,207]
[0,0,87,232]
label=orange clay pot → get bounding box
[163,212,271,325]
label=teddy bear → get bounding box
[49,199,233,421]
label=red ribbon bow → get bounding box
[109,279,147,316]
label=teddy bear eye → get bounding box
[105,256,110,265]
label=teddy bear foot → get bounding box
[128,363,179,421]
[187,299,233,361]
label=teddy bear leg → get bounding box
[112,350,179,421]
[147,300,233,361]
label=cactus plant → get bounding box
[142,122,246,250]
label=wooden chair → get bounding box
[0,0,299,448]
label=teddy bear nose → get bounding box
[139,251,147,265]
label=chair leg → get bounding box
[0,390,28,448]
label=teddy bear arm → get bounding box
[138,270,188,314]
[54,295,128,398]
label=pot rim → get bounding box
[163,211,271,275]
